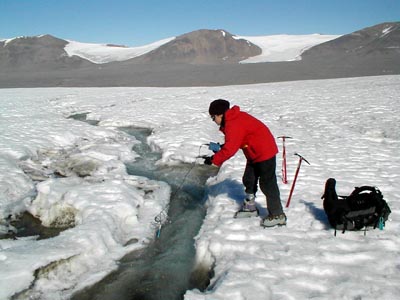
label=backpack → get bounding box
[322,178,391,235]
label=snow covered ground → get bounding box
[0,75,399,299]
[63,33,339,64]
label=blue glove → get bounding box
[208,142,221,153]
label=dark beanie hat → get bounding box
[209,99,230,115]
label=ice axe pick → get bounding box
[285,153,310,208]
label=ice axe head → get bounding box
[278,136,293,142]
[294,153,310,165]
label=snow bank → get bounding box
[0,88,170,299]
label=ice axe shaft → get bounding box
[278,136,292,184]
[286,153,310,208]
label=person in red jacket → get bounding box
[204,99,286,227]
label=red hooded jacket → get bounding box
[212,105,278,167]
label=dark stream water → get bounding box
[72,126,216,300]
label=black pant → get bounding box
[242,156,283,216]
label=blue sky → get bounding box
[1,0,399,46]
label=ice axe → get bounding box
[278,136,292,184]
[286,153,310,208]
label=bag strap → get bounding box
[350,186,381,197]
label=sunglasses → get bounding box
[211,115,216,121]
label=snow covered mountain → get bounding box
[63,31,338,64]
[0,22,399,88]
[0,30,338,67]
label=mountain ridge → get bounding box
[128,29,262,64]
[1,31,338,66]
[0,34,93,70]
[301,22,400,60]
[0,22,399,88]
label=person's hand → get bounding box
[208,142,221,153]
[203,156,213,165]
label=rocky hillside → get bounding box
[0,34,93,70]
[301,22,400,61]
[131,29,262,64]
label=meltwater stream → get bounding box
[72,127,216,300]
